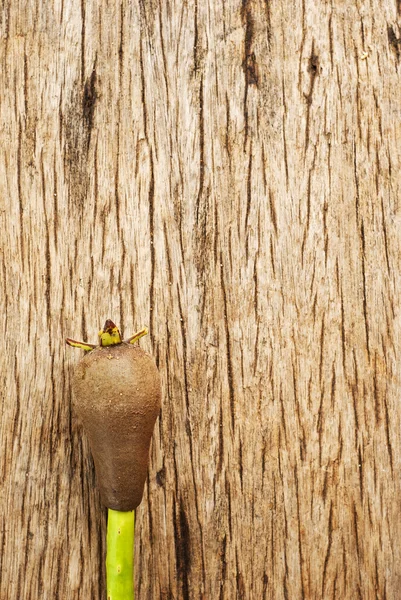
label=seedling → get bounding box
[67,320,161,600]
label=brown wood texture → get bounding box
[1,1,401,598]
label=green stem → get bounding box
[106,509,135,600]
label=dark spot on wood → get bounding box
[387,26,401,60]
[263,572,269,594]
[156,466,165,487]
[241,0,259,87]
[238,438,243,490]
[304,43,319,151]
[63,64,98,208]
[174,498,191,599]
[308,53,319,75]
[83,69,97,134]
[236,559,246,598]
[245,51,259,86]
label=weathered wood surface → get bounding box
[1,1,401,598]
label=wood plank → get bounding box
[1,0,401,598]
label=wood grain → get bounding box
[1,1,401,598]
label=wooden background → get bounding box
[1,1,401,598]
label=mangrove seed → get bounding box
[68,321,161,511]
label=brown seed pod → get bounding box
[71,342,161,511]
